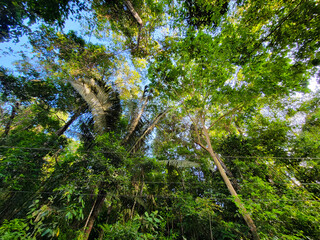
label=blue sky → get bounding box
[0,17,91,71]
[0,16,318,92]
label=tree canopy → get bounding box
[0,0,319,239]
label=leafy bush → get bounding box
[100,211,177,240]
[0,218,34,240]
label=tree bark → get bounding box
[214,153,241,191]
[124,0,143,26]
[129,108,170,153]
[201,119,260,240]
[83,185,107,240]
[55,105,85,137]
[124,0,143,49]
[123,96,148,144]
[2,102,19,137]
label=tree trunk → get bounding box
[129,108,170,153]
[123,96,148,144]
[83,186,107,240]
[124,0,143,26]
[2,102,19,137]
[55,105,85,137]
[214,153,241,191]
[201,122,260,240]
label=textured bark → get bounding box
[214,153,241,191]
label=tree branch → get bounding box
[2,102,19,138]
[55,104,86,137]
[208,104,243,130]
[129,108,170,153]
[248,0,304,57]
[123,91,149,144]
[125,0,143,26]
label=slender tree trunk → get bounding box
[214,153,241,191]
[83,197,98,233]
[201,121,260,240]
[179,211,184,236]
[129,108,170,153]
[3,102,19,137]
[123,96,148,144]
[55,106,84,136]
[209,214,213,240]
[124,0,143,49]
[83,186,107,240]
[124,0,143,25]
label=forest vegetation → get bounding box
[0,0,319,239]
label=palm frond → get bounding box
[69,78,121,134]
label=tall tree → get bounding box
[148,4,314,234]
[0,0,86,42]
[1,1,320,239]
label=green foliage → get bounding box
[1,1,320,239]
[0,218,34,240]
[100,211,175,240]
[180,0,230,29]
[92,0,165,57]
[0,0,85,42]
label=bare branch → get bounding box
[208,104,243,130]
[2,102,19,138]
[125,0,143,26]
[123,92,149,144]
[129,108,170,153]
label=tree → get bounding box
[19,27,170,238]
[0,0,86,42]
[148,2,317,235]
[1,0,320,239]
[0,67,77,222]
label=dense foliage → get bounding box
[0,0,319,239]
